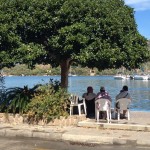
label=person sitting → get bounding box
[95,86,112,119]
[115,85,131,118]
[82,86,96,118]
[96,86,112,102]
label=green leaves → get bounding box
[25,80,70,123]
[0,85,40,114]
[0,0,149,87]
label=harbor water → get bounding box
[3,75,150,112]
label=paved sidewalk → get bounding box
[78,111,150,131]
[0,111,150,146]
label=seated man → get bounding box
[82,86,96,118]
[115,85,131,118]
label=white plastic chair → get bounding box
[70,94,87,116]
[115,98,131,120]
[95,99,111,123]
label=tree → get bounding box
[148,40,150,50]
[0,0,149,88]
[0,71,6,105]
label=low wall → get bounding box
[0,113,86,126]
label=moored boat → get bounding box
[114,74,126,80]
[68,73,77,77]
[133,74,149,80]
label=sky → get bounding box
[124,0,150,40]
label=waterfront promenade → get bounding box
[0,111,150,147]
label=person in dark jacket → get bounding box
[82,86,96,118]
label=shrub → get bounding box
[25,79,70,124]
[0,85,40,114]
[0,78,70,124]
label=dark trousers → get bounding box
[85,99,95,117]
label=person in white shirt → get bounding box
[82,86,96,118]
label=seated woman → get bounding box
[95,86,112,119]
[96,86,112,101]
[82,86,96,118]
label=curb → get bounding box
[0,127,63,140]
[0,126,150,146]
[61,132,150,146]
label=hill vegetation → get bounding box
[2,39,150,76]
[2,62,150,76]
[1,40,150,76]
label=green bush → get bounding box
[25,79,70,124]
[0,78,70,123]
[0,85,40,114]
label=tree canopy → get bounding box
[0,0,149,87]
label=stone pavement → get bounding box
[0,111,150,147]
[78,111,150,131]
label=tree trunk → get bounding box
[60,59,70,89]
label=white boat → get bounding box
[114,74,126,80]
[68,66,77,77]
[133,75,149,80]
[68,73,77,77]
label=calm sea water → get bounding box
[4,75,150,112]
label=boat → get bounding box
[114,72,130,80]
[68,66,77,77]
[114,74,126,80]
[68,73,77,77]
[132,65,150,80]
[133,74,149,80]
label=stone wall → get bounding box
[0,113,86,126]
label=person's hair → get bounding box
[87,86,93,93]
[100,86,105,92]
[122,85,128,91]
